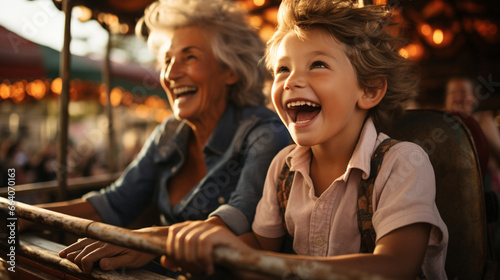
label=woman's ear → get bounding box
[224,69,240,86]
[357,78,387,110]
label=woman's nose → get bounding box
[164,58,183,82]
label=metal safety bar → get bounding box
[0,197,391,280]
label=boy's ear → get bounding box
[357,78,387,110]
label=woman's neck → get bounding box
[186,104,227,151]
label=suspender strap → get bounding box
[277,138,399,249]
[357,138,399,253]
[277,163,295,232]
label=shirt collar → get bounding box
[204,103,240,156]
[284,118,381,182]
[285,145,310,172]
[346,117,380,180]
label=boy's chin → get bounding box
[291,135,317,147]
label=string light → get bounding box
[253,0,266,7]
[433,29,444,45]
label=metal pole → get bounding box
[0,198,392,280]
[103,28,116,173]
[57,0,73,201]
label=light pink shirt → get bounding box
[252,118,448,279]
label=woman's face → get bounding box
[159,26,237,123]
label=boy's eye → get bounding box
[275,66,289,74]
[310,61,328,69]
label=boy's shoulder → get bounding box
[374,133,433,178]
[376,133,428,160]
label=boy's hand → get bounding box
[163,220,250,275]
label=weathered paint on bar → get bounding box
[0,197,392,280]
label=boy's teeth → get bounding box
[287,101,319,108]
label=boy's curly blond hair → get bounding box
[265,0,419,129]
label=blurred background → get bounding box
[0,0,499,191]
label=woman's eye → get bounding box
[275,66,289,74]
[311,61,328,69]
[164,58,172,66]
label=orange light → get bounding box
[253,0,265,7]
[263,7,278,24]
[146,96,159,107]
[399,43,424,60]
[406,44,418,57]
[420,24,432,36]
[433,29,444,45]
[155,109,171,123]
[399,48,409,58]
[119,24,129,34]
[74,6,92,22]
[135,104,150,119]
[11,85,25,103]
[110,87,123,107]
[248,15,263,28]
[259,24,275,42]
[27,79,46,100]
[51,78,62,95]
[0,83,10,99]
[99,91,107,105]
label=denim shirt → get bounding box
[86,103,290,234]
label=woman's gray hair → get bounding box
[138,0,267,107]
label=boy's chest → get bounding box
[285,169,364,256]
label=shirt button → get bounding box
[315,238,324,246]
[218,197,226,204]
[171,166,178,173]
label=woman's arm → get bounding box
[208,121,290,235]
[59,226,170,274]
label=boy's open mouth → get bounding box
[172,86,198,98]
[286,100,321,124]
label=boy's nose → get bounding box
[284,72,306,90]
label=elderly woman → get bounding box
[32,0,290,274]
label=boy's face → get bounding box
[271,28,367,147]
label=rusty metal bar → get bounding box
[0,197,391,280]
[0,197,164,255]
[0,172,121,196]
[16,235,170,280]
[57,0,73,201]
